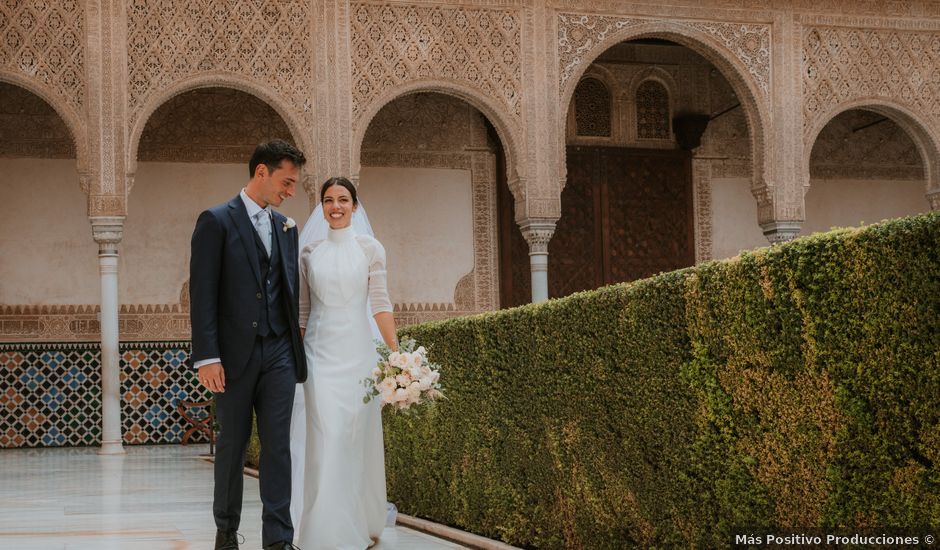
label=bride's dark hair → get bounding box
[320,176,358,205]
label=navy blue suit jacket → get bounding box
[189,195,307,382]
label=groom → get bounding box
[190,139,307,550]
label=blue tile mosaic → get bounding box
[0,342,210,448]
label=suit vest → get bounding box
[253,228,290,338]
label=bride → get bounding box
[290,176,397,549]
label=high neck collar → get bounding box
[327,225,355,243]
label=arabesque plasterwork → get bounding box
[802,23,940,136]
[349,3,523,126]
[124,0,314,132]
[0,1,85,112]
[558,14,770,99]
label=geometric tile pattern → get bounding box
[0,341,208,448]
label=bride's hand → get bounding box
[374,311,398,352]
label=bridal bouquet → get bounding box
[363,337,444,411]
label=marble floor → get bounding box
[0,445,465,550]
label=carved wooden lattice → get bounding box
[636,80,670,140]
[574,78,611,137]
[604,149,694,282]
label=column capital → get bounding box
[518,218,557,254]
[928,189,940,211]
[91,216,125,252]
[760,220,802,245]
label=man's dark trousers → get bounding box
[213,333,296,546]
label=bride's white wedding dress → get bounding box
[292,225,391,549]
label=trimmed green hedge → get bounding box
[383,212,940,548]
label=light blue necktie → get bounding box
[255,210,272,257]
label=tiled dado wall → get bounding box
[0,341,210,448]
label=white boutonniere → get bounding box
[283,217,296,232]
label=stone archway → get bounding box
[802,101,939,234]
[0,71,89,183]
[557,18,772,203]
[351,80,525,208]
[805,99,940,209]
[0,81,97,333]
[127,74,313,195]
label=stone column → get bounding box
[928,190,940,211]
[760,220,802,245]
[92,216,125,455]
[519,219,557,303]
[758,12,805,247]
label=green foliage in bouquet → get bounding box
[381,212,940,549]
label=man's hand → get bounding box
[198,362,226,393]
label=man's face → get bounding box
[256,160,299,207]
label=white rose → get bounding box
[393,388,409,403]
[379,377,397,393]
[380,387,395,403]
[416,346,427,356]
[371,367,382,379]
[388,352,401,366]
[418,377,432,391]
[395,371,412,386]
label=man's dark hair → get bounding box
[248,139,306,178]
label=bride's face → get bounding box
[321,184,357,229]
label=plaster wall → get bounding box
[710,176,768,260]
[358,166,474,305]
[801,178,930,236]
[123,162,312,305]
[0,158,97,305]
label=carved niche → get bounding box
[0,0,85,111]
[137,88,293,164]
[0,82,75,159]
[810,109,924,181]
[349,3,522,125]
[125,0,313,128]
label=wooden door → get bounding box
[498,145,694,306]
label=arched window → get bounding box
[636,80,670,140]
[574,78,611,137]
